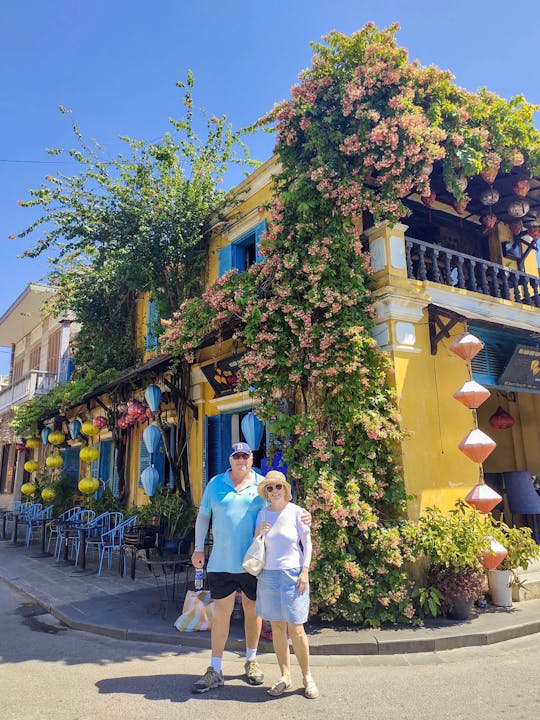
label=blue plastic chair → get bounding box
[55,508,96,560]
[97,515,139,576]
[49,507,84,556]
[9,503,42,542]
[25,505,55,546]
[75,511,124,565]
[503,471,540,543]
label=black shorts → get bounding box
[208,572,258,601]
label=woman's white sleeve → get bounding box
[297,509,312,568]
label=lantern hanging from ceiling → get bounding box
[81,420,99,436]
[453,381,491,409]
[41,487,56,502]
[68,419,81,440]
[41,428,50,445]
[465,482,503,514]
[15,443,26,453]
[458,429,497,463]
[45,453,64,469]
[23,460,39,473]
[489,406,515,430]
[143,425,161,454]
[452,197,469,215]
[480,157,501,185]
[508,220,523,236]
[481,214,497,232]
[508,198,530,218]
[482,537,508,570]
[241,411,265,451]
[144,384,162,412]
[25,437,41,449]
[480,188,499,205]
[93,416,108,430]
[449,332,484,361]
[21,482,37,496]
[78,477,100,495]
[510,149,525,167]
[140,466,160,497]
[80,445,100,463]
[48,430,65,445]
[513,179,531,198]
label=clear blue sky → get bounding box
[1,1,540,374]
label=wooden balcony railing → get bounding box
[0,370,58,415]
[405,238,540,308]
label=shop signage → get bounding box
[498,344,540,391]
[201,356,243,397]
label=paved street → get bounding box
[1,580,539,720]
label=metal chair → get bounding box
[502,471,540,543]
[25,505,55,546]
[55,508,96,560]
[48,507,83,556]
[75,511,124,565]
[97,514,139,576]
[9,503,42,542]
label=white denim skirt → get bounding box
[256,567,309,624]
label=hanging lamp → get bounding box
[453,381,491,409]
[241,412,265,451]
[458,429,497,463]
[144,384,162,412]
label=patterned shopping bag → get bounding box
[174,590,215,632]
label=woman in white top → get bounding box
[254,471,319,699]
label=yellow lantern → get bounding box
[78,477,100,495]
[81,421,99,436]
[80,445,99,463]
[21,482,37,496]
[48,430,65,445]
[25,437,41,449]
[23,460,39,473]
[45,453,64,469]
[41,487,56,502]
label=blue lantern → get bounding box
[241,411,265,451]
[140,466,160,497]
[143,424,161,454]
[41,428,50,445]
[68,419,81,440]
[144,384,162,412]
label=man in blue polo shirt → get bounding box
[191,442,266,693]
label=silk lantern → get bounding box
[458,429,497,463]
[140,466,160,497]
[489,406,515,430]
[241,412,265,451]
[41,428,50,445]
[144,384,162,412]
[465,482,503,514]
[453,381,491,409]
[143,425,161,454]
[482,538,508,570]
[449,333,484,361]
[68,419,81,440]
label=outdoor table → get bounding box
[144,554,191,618]
[71,524,96,575]
[30,517,54,558]
[56,521,79,566]
[9,512,20,545]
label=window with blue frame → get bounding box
[218,220,266,277]
[146,298,159,351]
[60,447,80,487]
[470,324,540,389]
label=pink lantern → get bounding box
[482,214,497,232]
[449,332,484,361]
[508,199,530,218]
[453,381,491,409]
[480,188,499,205]
[509,220,523,236]
[458,429,497,463]
[93,416,108,430]
[482,537,508,570]
[513,179,530,198]
[465,482,503,514]
[489,406,514,430]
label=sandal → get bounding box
[303,676,319,699]
[267,678,291,696]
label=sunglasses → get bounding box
[265,484,284,492]
[232,453,250,460]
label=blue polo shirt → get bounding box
[199,469,266,573]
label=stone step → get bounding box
[513,567,540,602]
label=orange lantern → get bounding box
[482,538,507,570]
[453,381,491,409]
[458,429,496,463]
[465,482,503,514]
[449,332,484,361]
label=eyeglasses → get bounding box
[232,453,250,460]
[265,484,283,492]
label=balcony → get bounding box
[0,370,58,416]
[405,238,540,308]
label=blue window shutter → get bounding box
[233,243,246,271]
[255,220,266,263]
[90,455,99,478]
[99,440,112,485]
[139,434,151,488]
[60,447,80,487]
[206,414,232,481]
[112,448,120,497]
[218,244,234,277]
[146,299,159,351]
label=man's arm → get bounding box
[191,512,211,568]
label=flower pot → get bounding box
[487,569,513,607]
[446,596,474,620]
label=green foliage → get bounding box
[17,75,258,376]
[82,486,124,515]
[411,585,444,618]
[136,487,197,538]
[10,368,119,437]
[485,517,540,571]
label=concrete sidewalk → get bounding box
[1,539,540,655]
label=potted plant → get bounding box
[484,518,540,607]
[137,487,196,554]
[407,500,488,620]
